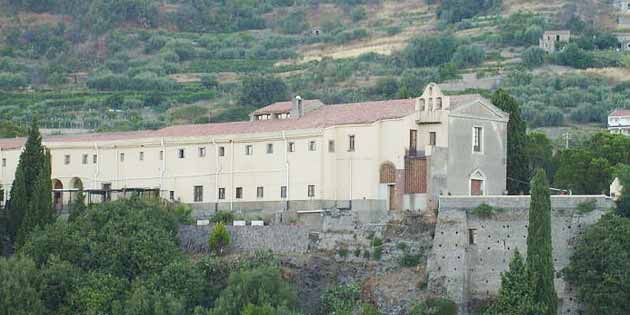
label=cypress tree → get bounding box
[491,89,529,194]
[484,250,532,315]
[7,119,54,249]
[527,169,557,315]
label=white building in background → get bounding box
[0,84,509,219]
[539,30,570,53]
[611,177,624,201]
[608,109,630,136]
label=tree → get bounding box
[491,90,529,194]
[527,169,558,315]
[410,297,457,315]
[451,45,486,68]
[564,214,630,314]
[526,132,554,180]
[402,35,459,68]
[521,47,545,68]
[7,119,55,249]
[615,164,630,218]
[209,222,231,255]
[437,0,502,23]
[68,191,87,222]
[0,256,44,315]
[238,76,288,108]
[483,250,532,315]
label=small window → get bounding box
[257,186,264,199]
[169,191,175,200]
[266,143,274,154]
[429,132,437,146]
[199,147,206,157]
[308,185,315,198]
[236,187,243,199]
[159,151,164,161]
[218,188,226,200]
[178,149,185,159]
[245,145,253,156]
[309,141,316,151]
[119,153,125,162]
[64,155,71,165]
[288,142,295,152]
[281,186,287,199]
[218,146,225,157]
[194,185,203,202]
[1,158,5,167]
[473,127,483,153]
[139,151,144,161]
[348,135,355,152]
[409,130,417,152]
[93,154,97,164]
[328,140,335,153]
[82,154,88,165]
[469,229,477,245]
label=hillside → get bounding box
[0,0,628,136]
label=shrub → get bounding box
[410,298,458,315]
[371,237,383,260]
[354,248,362,257]
[209,222,231,255]
[321,283,362,315]
[403,35,459,67]
[471,203,499,218]
[211,211,234,224]
[521,46,545,68]
[400,251,422,267]
[201,74,219,89]
[451,45,486,68]
[437,0,501,24]
[351,7,368,22]
[576,199,597,214]
[338,247,349,258]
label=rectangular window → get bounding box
[308,185,315,198]
[1,158,5,167]
[245,145,253,156]
[429,132,437,146]
[473,127,483,153]
[235,187,243,199]
[64,155,71,165]
[328,140,335,153]
[288,142,295,152]
[159,151,164,161]
[169,191,175,200]
[309,141,316,151]
[266,143,274,154]
[102,183,112,201]
[194,185,203,202]
[199,147,206,157]
[469,228,477,245]
[409,129,417,152]
[82,154,88,165]
[93,154,97,164]
[119,153,125,162]
[218,146,225,157]
[348,135,355,152]
[281,186,287,199]
[257,186,264,199]
[218,188,226,200]
[139,151,144,161]
[178,149,185,159]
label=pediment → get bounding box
[452,100,508,121]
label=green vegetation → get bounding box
[209,222,231,256]
[410,297,457,315]
[371,237,383,260]
[492,89,529,194]
[616,165,630,218]
[576,199,596,214]
[6,120,54,250]
[483,250,532,314]
[437,0,502,24]
[526,169,558,315]
[471,203,503,218]
[321,283,376,315]
[564,214,630,314]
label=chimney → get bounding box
[291,96,304,118]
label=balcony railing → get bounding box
[417,110,446,124]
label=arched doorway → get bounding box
[380,162,396,210]
[52,179,63,209]
[70,177,84,205]
[469,169,486,196]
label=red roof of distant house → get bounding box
[251,99,323,115]
[0,94,487,149]
[610,109,630,117]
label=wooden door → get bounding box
[388,185,395,210]
[471,179,483,196]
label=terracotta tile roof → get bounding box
[610,109,630,117]
[251,99,323,115]
[0,94,486,149]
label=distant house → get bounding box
[614,33,630,51]
[614,0,630,25]
[608,109,630,136]
[539,30,570,53]
[611,177,624,201]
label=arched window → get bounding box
[380,162,396,183]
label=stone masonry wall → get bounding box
[427,195,615,315]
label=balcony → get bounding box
[416,110,447,124]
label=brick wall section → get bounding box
[178,225,313,254]
[405,158,427,193]
[427,195,616,315]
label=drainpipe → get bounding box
[93,143,99,189]
[213,138,219,213]
[230,139,234,212]
[282,131,289,211]
[160,138,165,196]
